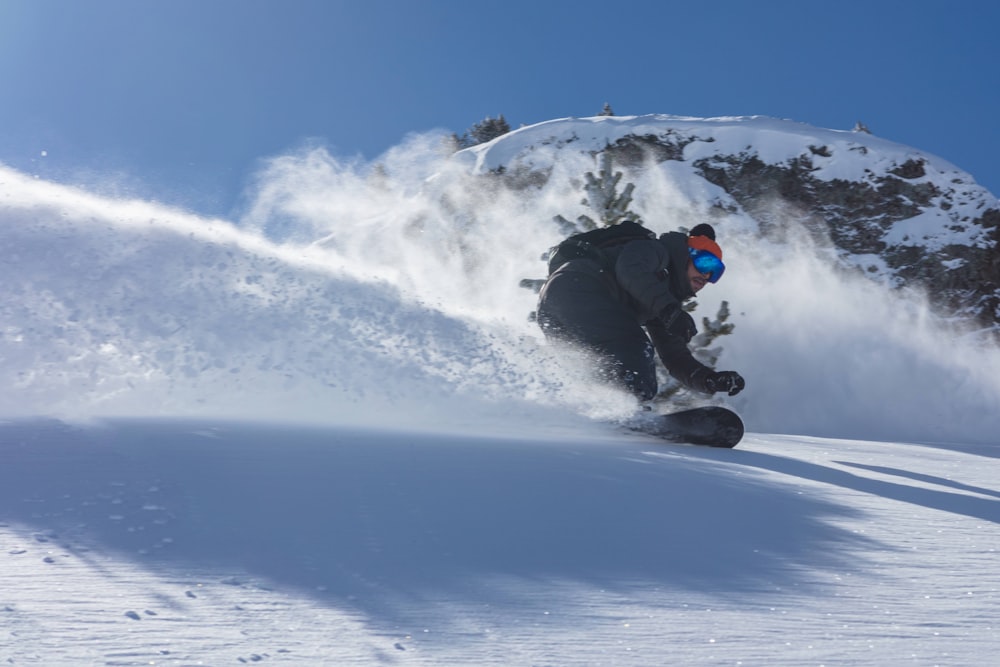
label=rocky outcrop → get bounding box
[686,146,999,334]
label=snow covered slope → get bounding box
[2,418,998,665]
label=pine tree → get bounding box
[546,152,640,233]
[599,102,615,116]
[452,114,512,149]
[472,114,511,144]
[575,152,641,230]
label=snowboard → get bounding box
[628,406,744,448]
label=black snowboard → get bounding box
[629,406,745,448]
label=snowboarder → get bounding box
[536,222,745,401]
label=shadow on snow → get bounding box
[0,417,902,633]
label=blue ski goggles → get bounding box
[687,247,725,283]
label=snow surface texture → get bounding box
[2,421,998,665]
[1,115,999,665]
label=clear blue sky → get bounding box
[2,0,998,216]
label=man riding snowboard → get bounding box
[537,222,745,401]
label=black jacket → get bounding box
[541,230,708,389]
[603,231,694,322]
[605,231,706,385]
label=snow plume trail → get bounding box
[720,211,1000,444]
[2,130,999,444]
[236,138,1000,444]
[0,160,602,430]
[237,140,1000,444]
[240,133,562,324]
[234,135,644,420]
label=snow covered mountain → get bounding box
[456,115,1000,336]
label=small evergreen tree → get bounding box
[452,114,512,149]
[550,152,640,233]
[580,152,639,227]
[599,102,615,116]
[471,114,511,144]
[522,152,642,298]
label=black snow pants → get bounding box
[536,261,658,400]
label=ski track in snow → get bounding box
[1,418,997,666]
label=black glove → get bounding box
[708,371,745,396]
[691,368,746,396]
[660,303,696,343]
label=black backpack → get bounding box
[545,220,656,275]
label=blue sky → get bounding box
[2,0,998,217]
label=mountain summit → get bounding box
[457,115,1000,336]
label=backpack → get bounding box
[545,220,656,275]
